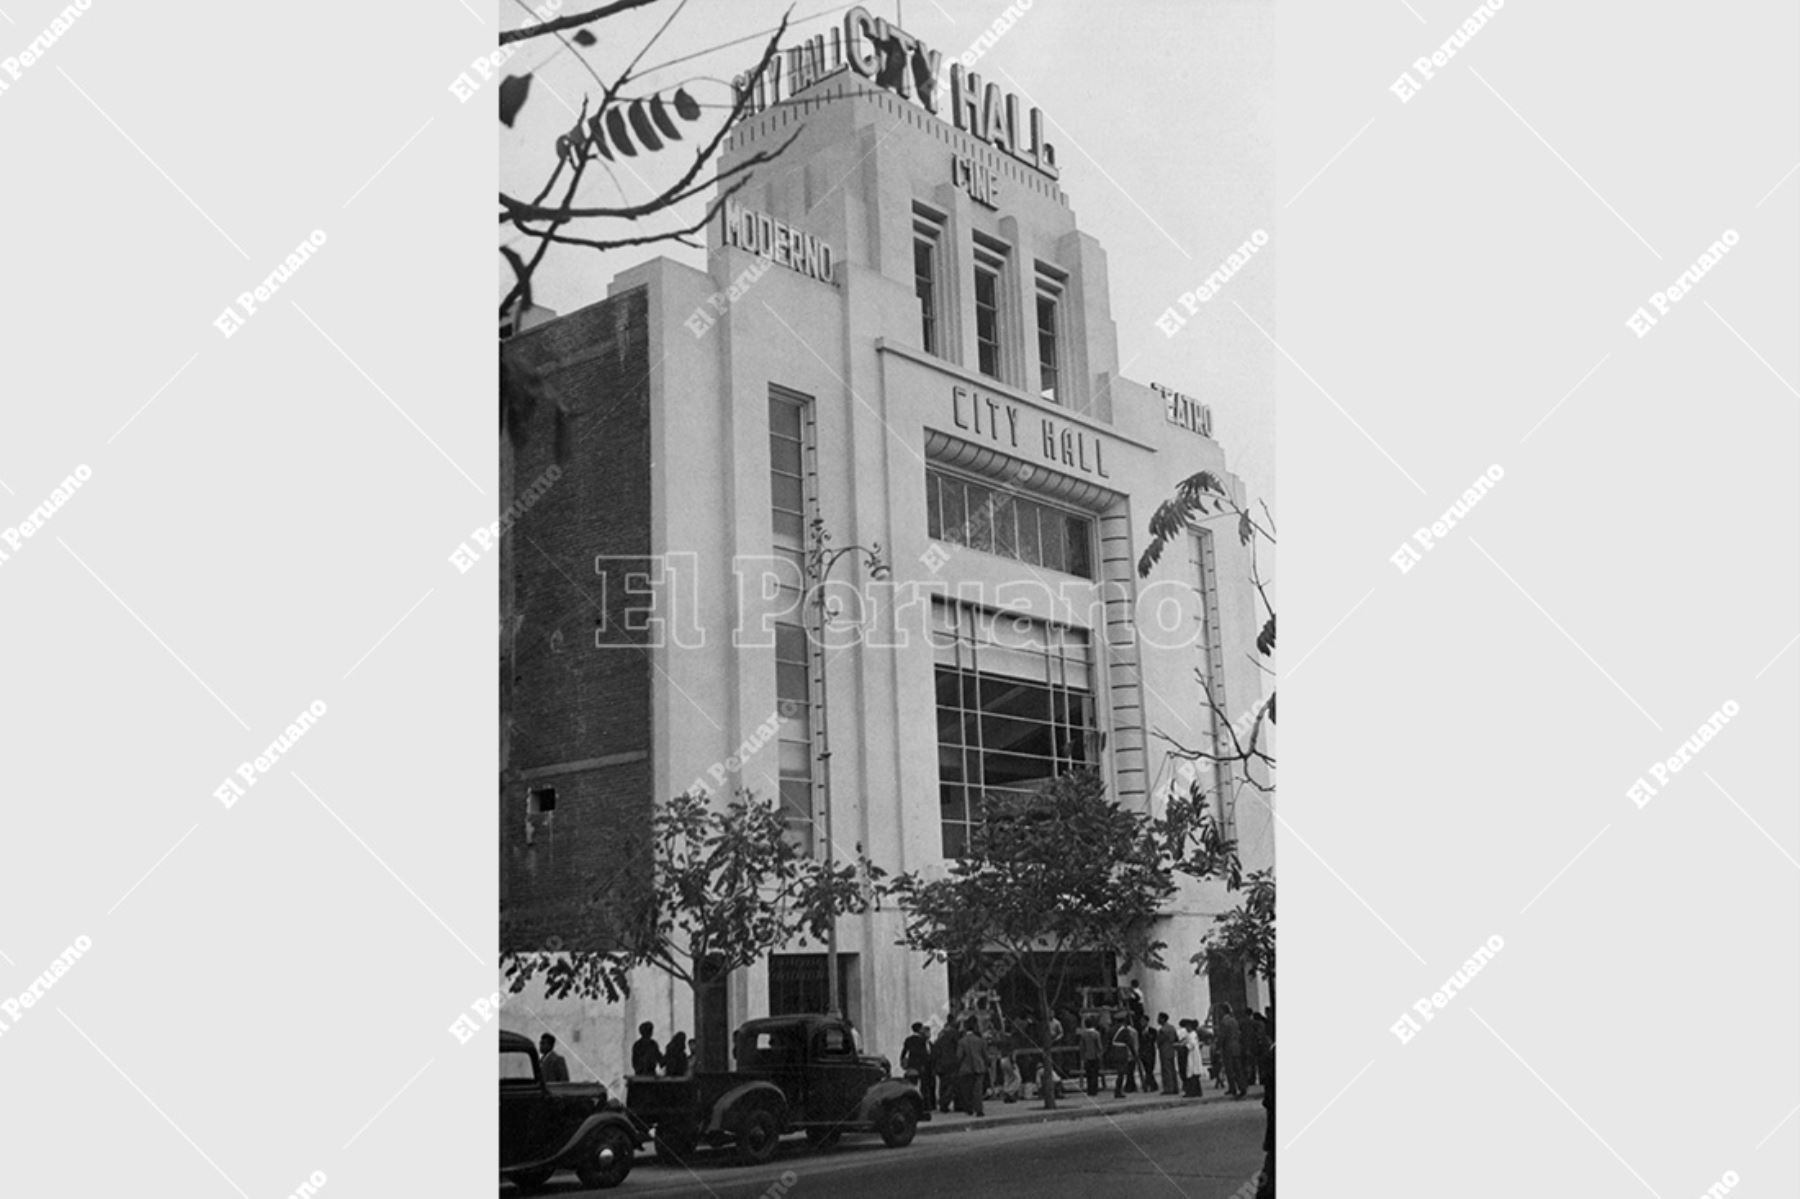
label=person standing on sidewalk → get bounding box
[903,1022,935,1111]
[1135,1014,1158,1093]
[957,1017,988,1117]
[1214,1005,1245,1098]
[1241,1010,1269,1089]
[932,1023,962,1113]
[1079,1017,1103,1096]
[1111,1018,1140,1097]
[1155,1014,1180,1094]
[1178,1019,1203,1095]
[631,1022,662,1077]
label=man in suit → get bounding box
[1155,1014,1180,1094]
[1215,1005,1245,1098]
[1078,1017,1104,1096]
[932,1023,962,1112]
[1111,1017,1140,1097]
[902,1022,935,1111]
[538,1033,570,1082]
[956,1018,988,1117]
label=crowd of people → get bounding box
[898,982,1273,1113]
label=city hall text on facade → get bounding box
[500,14,1268,1082]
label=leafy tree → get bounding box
[888,769,1176,1110]
[1196,868,1274,987]
[502,788,882,1072]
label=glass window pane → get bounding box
[779,739,812,776]
[779,778,811,816]
[926,471,942,540]
[939,785,965,822]
[982,751,1057,789]
[1065,514,1092,578]
[966,482,993,553]
[979,676,1052,721]
[1017,503,1042,566]
[777,661,809,700]
[938,746,965,782]
[779,702,810,742]
[770,434,802,476]
[941,479,966,545]
[773,508,804,543]
[979,715,1055,758]
[770,400,801,439]
[942,822,968,859]
[992,491,1017,558]
[771,473,804,514]
[775,623,809,664]
[1040,507,1066,573]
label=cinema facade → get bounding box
[500,16,1271,1085]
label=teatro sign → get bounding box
[950,384,1110,479]
[1152,382,1213,438]
[721,201,835,284]
[734,6,1059,179]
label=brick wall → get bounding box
[500,286,654,951]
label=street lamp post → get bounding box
[807,521,887,1018]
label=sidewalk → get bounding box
[919,1081,1265,1137]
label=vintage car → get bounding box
[626,1014,927,1166]
[500,1030,639,1191]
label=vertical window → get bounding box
[1034,265,1068,405]
[972,235,1011,384]
[914,206,946,358]
[770,389,816,853]
[974,262,1000,379]
[933,600,1094,858]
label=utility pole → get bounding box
[806,519,888,1018]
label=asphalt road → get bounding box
[508,1102,1267,1198]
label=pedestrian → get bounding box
[1111,1016,1139,1097]
[957,1017,988,1118]
[1215,1004,1245,1098]
[903,1021,936,1111]
[631,1022,662,1077]
[1124,978,1146,1022]
[933,1023,962,1113]
[1079,1017,1103,1096]
[1156,1014,1180,1095]
[1136,1014,1158,1093]
[662,1031,689,1077]
[1179,1019,1204,1096]
[538,1033,570,1082]
[1241,1011,1268,1089]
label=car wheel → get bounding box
[575,1124,635,1190]
[879,1100,918,1148]
[655,1126,697,1167]
[804,1125,843,1149]
[735,1107,781,1166]
[507,1167,554,1193]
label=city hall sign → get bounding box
[950,384,1110,480]
[734,6,1060,179]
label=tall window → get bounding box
[770,390,815,852]
[933,599,1094,858]
[972,237,1010,382]
[914,210,945,357]
[926,467,1094,579]
[1035,266,1066,404]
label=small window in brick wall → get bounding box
[525,787,556,846]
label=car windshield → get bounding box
[499,1049,537,1081]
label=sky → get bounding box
[498,0,1276,511]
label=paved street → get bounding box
[508,1100,1267,1198]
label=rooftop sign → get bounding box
[1151,382,1213,439]
[733,6,1059,179]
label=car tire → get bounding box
[575,1124,635,1190]
[879,1100,919,1148]
[804,1125,843,1149]
[735,1107,781,1166]
[507,1167,554,1193]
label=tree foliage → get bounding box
[1196,869,1275,982]
[888,769,1178,1108]
[501,788,883,1004]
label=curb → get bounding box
[917,1089,1260,1138]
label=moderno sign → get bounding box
[721,201,835,285]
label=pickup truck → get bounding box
[626,1014,927,1166]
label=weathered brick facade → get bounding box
[500,285,654,951]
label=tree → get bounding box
[501,787,882,1073]
[1140,470,1274,1002]
[1196,868,1274,988]
[887,769,1176,1110]
[497,1,799,323]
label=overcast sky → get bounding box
[500,0,1275,510]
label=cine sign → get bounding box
[721,201,835,284]
[1152,382,1212,438]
